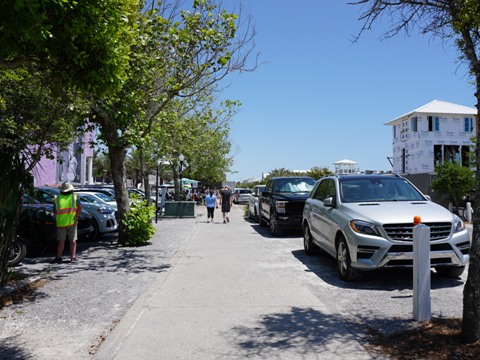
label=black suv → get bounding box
[259,176,316,236]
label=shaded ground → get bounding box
[365,317,480,359]
[3,284,480,359]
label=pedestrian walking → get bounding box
[205,189,218,223]
[51,181,83,263]
[219,186,233,224]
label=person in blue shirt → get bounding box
[204,189,218,223]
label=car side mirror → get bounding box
[324,197,335,208]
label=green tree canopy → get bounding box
[431,162,475,209]
[0,0,140,95]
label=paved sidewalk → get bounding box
[94,205,373,360]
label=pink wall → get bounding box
[33,132,94,187]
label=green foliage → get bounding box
[1,0,141,95]
[0,68,88,163]
[263,166,332,182]
[121,195,156,246]
[306,166,334,179]
[431,162,475,208]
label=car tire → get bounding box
[90,219,100,240]
[269,211,282,237]
[336,236,361,281]
[8,239,27,267]
[303,224,318,255]
[259,202,267,227]
[435,266,465,278]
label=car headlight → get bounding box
[454,215,465,233]
[97,208,114,215]
[275,201,287,213]
[349,220,381,237]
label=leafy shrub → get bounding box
[121,196,156,246]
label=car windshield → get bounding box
[23,194,40,204]
[340,177,426,203]
[274,178,316,193]
[92,192,115,202]
[78,194,106,205]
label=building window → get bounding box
[428,116,440,131]
[393,126,396,139]
[465,117,473,132]
[411,117,417,132]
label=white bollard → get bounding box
[466,202,472,223]
[413,217,431,322]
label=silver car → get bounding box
[248,185,265,222]
[302,174,470,281]
[234,188,252,204]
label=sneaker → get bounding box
[71,257,78,263]
[50,257,62,264]
[223,220,226,224]
[226,217,230,223]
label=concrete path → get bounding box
[94,205,373,360]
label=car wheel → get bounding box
[259,203,267,227]
[435,266,465,278]
[336,236,361,281]
[303,224,317,255]
[269,212,282,236]
[8,239,27,267]
[90,220,100,240]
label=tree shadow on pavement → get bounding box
[0,335,31,360]
[226,306,371,359]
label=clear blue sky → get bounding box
[221,0,476,182]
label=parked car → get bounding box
[259,176,316,236]
[20,195,94,256]
[233,188,253,204]
[33,187,118,240]
[76,186,116,198]
[248,185,266,222]
[302,174,471,281]
[76,191,117,210]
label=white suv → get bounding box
[234,188,252,204]
[302,174,470,281]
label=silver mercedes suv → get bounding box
[302,174,470,281]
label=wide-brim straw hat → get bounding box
[59,182,75,193]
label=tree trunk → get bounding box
[108,145,130,245]
[462,81,480,343]
[140,150,152,206]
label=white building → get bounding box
[333,159,359,174]
[385,100,477,193]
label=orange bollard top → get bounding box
[413,215,421,225]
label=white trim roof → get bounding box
[385,100,477,125]
[333,159,358,164]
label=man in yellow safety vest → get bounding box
[51,181,83,263]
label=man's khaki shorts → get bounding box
[57,225,77,242]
